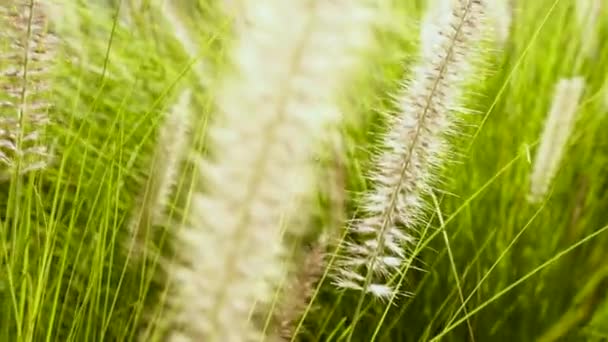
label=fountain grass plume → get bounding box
[0,0,56,180]
[333,0,489,298]
[127,90,193,257]
[165,1,374,340]
[529,77,585,203]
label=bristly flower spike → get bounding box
[1,1,56,180]
[165,1,374,341]
[333,0,489,298]
[528,77,585,203]
[127,90,193,256]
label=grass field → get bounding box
[1,0,607,341]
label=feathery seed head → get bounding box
[528,77,585,203]
[151,91,193,222]
[334,0,488,297]
[165,1,375,341]
[486,0,512,47]
[0,1,55,180]
[486,0,514,48]
[420,0,454,59]
[127,90,193,257]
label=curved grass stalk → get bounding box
[430,222,608,342]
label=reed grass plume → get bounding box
[128,90,193,254]
[165,1,374,340]
[528,77,585,203]
[0,1,55,180]
[333,0,489,298]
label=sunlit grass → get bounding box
[1,0,607,341]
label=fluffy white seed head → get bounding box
[166,1,374,341]
[423,0,508,51]
[528,77,585,203]
[127,90,193,255]
[420,0,454,59]
[486,0,512,47]
[0,1,56,180]
[334,0,488,297]
[151,91,192,224]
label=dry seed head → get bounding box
[1,1,56,180]
[333,0,488,297]
[528,77,585,203]
[165,1,374,341]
